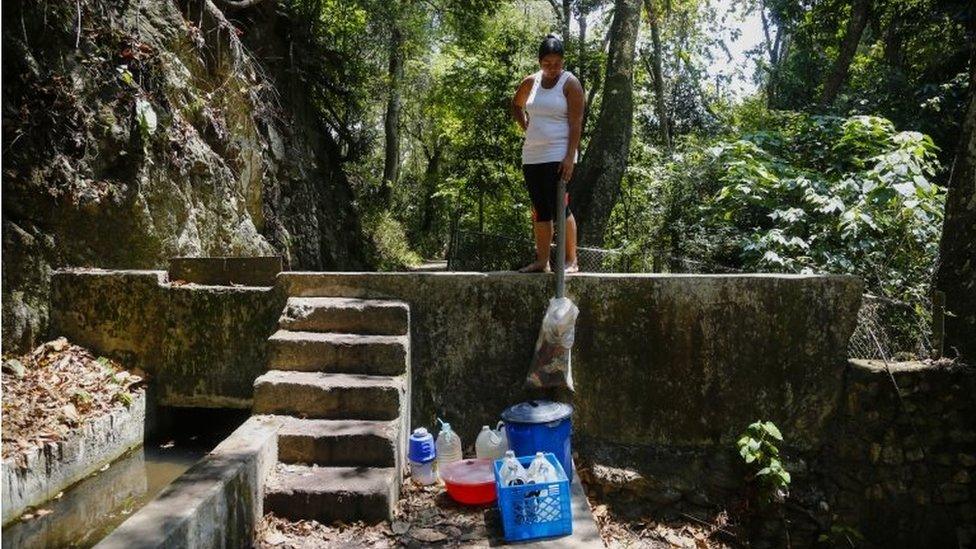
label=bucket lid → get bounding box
[501,400,573,424]
[439,459,494,485]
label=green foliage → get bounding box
[818,521,865,546]
[737,420,790,504]
[766,0,971,157]
[362,210,422,271]
[705,113,943,303]
[610,108,944,308]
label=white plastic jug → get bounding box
[525,452,560,483]
[475,423,508,460]
[499,450,528,486]
[497,421,510,454]
[435,419,462,470]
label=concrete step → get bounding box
[267,330,407,375]
[252,371,403,420]
[264,464,398,524]
[277,417,398,468]
[279,297,409,335]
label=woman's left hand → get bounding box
[557,155,574,182]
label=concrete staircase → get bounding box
[254,297,410,523]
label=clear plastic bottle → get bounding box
[499,450,528,486]
[525,452,559,483]
[435,419,462,471]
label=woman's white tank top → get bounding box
[522,70,577,165]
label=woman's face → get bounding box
[539,54,564,80]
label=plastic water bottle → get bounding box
[499,450,528,486]
[526,452,559,483]
[435,419,462,471]
[475,424,507,460]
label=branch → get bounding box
[546,0,565,25]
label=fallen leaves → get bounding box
[256,478,499,548]
[1,338,145,460]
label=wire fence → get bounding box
[446,229,942,361]
[447,231,638,273]
[848,294,935,361]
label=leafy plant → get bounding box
[737,420,791,504]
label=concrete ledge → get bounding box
[95,415,282,549]
[50,269,284,407]
[169,257,283,287]
[2,391,146,525]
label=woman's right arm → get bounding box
[511,76,534,132]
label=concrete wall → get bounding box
[50,270,283,408]
[281,272,862,450]
[2,391,146,524]
[95,415,281,549]
[49,270,862,450]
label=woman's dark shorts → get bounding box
[522,162,572,223]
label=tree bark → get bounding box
[572,0,642,245]
[820,0,870,107]
[935,55,976,364]
[644,0,670,149]
[562,0,573,71]
[381,24,404,204]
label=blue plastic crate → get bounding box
[493,453,573,542]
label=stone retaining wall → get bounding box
[817,359,976,546]
[579,359,976,547]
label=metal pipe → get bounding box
[555,178,567,299]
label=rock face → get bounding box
[1,0,369,351]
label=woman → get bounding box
[512,34,584,273]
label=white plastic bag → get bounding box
[526,297,579,391]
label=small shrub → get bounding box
[363,210,422,271]
[737,420,791,504]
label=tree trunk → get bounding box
[562,0,573,72]
[420,146,442,235]
[935,56,976,364]
[821,0,870,107]
[381,25,404,203]
[572,0,642,245]
[644,0,670,149]
[577,5,587,91]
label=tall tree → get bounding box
[572,0,643,245]
[935,49,976,363]
[547,0,574,72]
[643,0,671,149]
[820,0,871,106]
[382,23,405,204]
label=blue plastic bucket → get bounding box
[501,401,573,482]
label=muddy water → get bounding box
[2,408,249,548]
[2,443,201,548]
